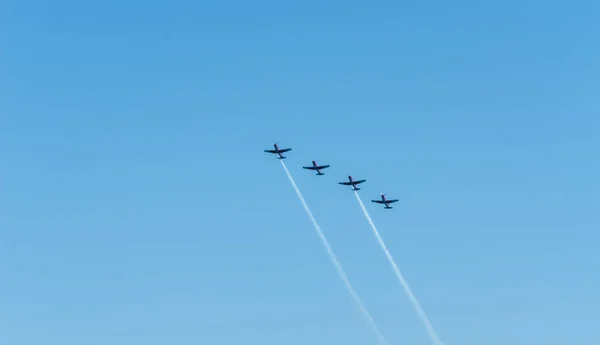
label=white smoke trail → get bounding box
[279,160,390,345]
[354,191,444,345]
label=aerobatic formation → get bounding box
[264,142,445,345]
[264,142,398,208]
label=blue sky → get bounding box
[1,0,599,344]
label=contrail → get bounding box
[279,160,390,345]
[354,191,444,345]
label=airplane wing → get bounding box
[265,148,291,153]
[339,182,353,185]
[303,166,317,170]
[371,200,385,204]
[316,164,330,169]
[387,199,399,203]
[354,179,366,184]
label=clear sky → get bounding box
[2,0,599,344]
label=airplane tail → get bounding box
[317,172,324,175]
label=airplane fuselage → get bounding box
[274,144,285,159]
[315,161,324,174]
[381,195,391,208]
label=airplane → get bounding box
[371,194,399,209]
[303,160,330,175]
[264,143,291,159]
[338,175,366,191]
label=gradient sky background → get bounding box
[2,0,599,344]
